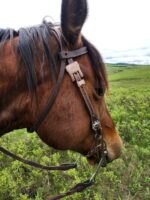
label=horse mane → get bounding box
[0,21,59,94]
[0,21,108,94]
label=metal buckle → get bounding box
[66,61,84,82]
[77,79,85,87]
[92,119,100,131]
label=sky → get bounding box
[0,0,150,64]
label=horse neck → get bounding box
[0,42,32,135]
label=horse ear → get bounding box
[61,0,88,45]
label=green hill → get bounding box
[107,64,150,88]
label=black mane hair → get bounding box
[0,21,108,94]
[0,21,59,94]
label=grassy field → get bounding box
[0,64,150,200]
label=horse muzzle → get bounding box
[86,141,122,166]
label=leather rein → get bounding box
[0,29,108,200]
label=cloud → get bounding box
[0,0,150,64]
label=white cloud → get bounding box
[0,0,150,63]
[83,0,150,50]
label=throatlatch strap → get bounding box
[28,59,66,133]
[0,146,77,171]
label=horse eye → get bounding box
[95,88,105,96]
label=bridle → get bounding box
[28,28,108,158]
[29,27,108,165]
[29,28,108,199]
[0,28,108,200]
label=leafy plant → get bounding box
[0,65,149,200]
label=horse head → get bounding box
[0,0,122,166]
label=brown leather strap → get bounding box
[79,84,102,134]
[59,47,88,59]
[74,73,95,116]
[0,146,77,171]
[66,61,102,139]
[52,28,63,50]
[48,179,94,200]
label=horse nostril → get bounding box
[105,153,112,163]
[106,142,122,162]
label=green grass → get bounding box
[107,64,150,87]
[0,64,150,200]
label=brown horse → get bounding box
[0,0,122,166]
